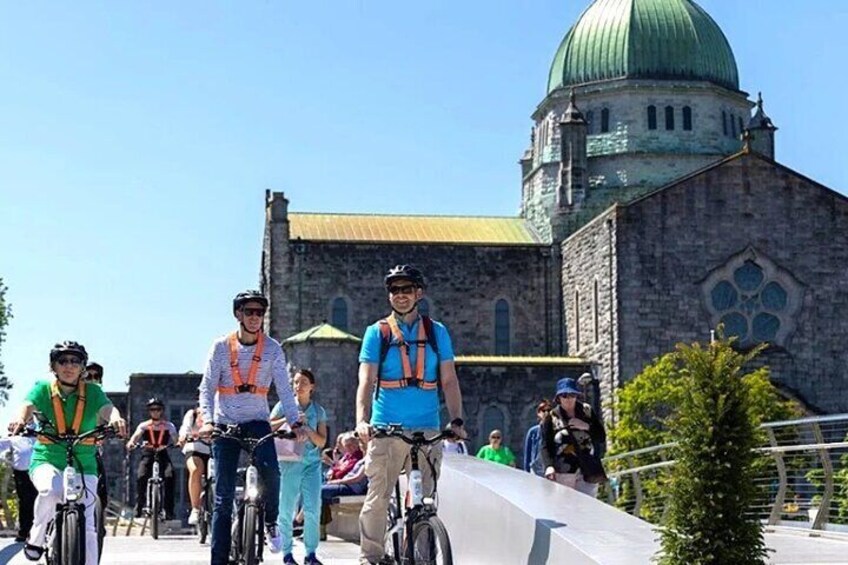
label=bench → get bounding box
[324,495,367,542]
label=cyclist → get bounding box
[355,265,465,565]
[127,397,178,520]
[196,290,302,565]
[85,362,110,526]
[6,341,127,564]
[178,402,211,525]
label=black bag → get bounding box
[575,449,608,484]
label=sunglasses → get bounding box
[56,357,83,366]
[388,284,416,295]
[490,435,502,440]
[149,407,163,412]
[241,307,266,318]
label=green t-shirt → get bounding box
[476,444,516,467]
[26,380,111,474]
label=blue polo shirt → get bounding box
[359,316,455,429]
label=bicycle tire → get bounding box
[151,484,160,540]
[61,508,83,565]
[406,514,452,565]
[198,491,208,544]
[242,503,258,565]
[95,498,105,562]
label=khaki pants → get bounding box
[359,429,442,564]
[554,472,598,497]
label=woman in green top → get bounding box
[6,341,126,564]
[476,429,516,467]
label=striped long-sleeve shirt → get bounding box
[199,332,299,426]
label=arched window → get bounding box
[586,110,594,134]
[738,116,744,137]
[418,297,430,317]
[647,105,657,130]
[481,405,506,442]
[331,297,348,331]
[494,299,510,355]
[665,106,675,130]
[731,114,737,138]
[600,108,610,133]
[722,110,728,136]
[683,106,692,131]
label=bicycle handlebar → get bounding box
[210,426,297,453]
[372,426,456,446]
[21,424,117,446]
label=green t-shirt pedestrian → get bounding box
[476,430,516,467]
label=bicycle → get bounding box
[196,451,214,544]
[22,422,117,565]
[131,444,176,540]
[375,425,455,565]
[211,424,297,565]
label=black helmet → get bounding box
[49,341,88,365]
[384,265,426,289]
[233,290,269,315]
[147,397,165,408]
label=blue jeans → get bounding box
[278,459,322,555]
[210,420,280,565]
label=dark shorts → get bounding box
[185,451,211,465]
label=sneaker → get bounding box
[188,508,200,525]
[304,553,324,565]
[23,544,44,561]
[283,554,300,565]
[266,525,282,554]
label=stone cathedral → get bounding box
[260,0,848,458]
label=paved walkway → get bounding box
[2,529,848,564]
[0,534,361,564]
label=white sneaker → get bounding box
[266,525,282,554]
[188,508,199,526]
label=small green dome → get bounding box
[548,0,739,93]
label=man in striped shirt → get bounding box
[198,290,302,565]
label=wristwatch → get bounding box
[450,418,464,428]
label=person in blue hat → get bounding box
[539,376,606,496]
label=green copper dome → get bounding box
[548,0,739,93]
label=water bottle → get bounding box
[409,469,424,507]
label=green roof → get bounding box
[455,355,589,367]
[283,323,362,345]
[548,0,739,93]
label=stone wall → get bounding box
[561,210,620,426]
[264,206,562,357]
[613,153,848,413]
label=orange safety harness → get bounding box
[217,332,268,396]
[146,420,168,447]
[40,380,96,445]
[377,315,438,391]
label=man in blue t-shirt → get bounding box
[355,265,465,565]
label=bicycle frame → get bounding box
[211,425,296,564]
[23,423,116,564]
[374,426,455,565]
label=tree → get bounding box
[657,337,770,564]
[0,278,12,406]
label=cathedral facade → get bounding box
[261,0,848,453]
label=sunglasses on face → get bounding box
[56,357,83,367]
[149,407,163,412]
[388,284,416,296]
[490,435,502,440]
[241,307,266,318]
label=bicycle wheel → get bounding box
[197,491,209,544]
[60,508,83,565]
[242,503,258,565]
[150,484,161,540]
[95,498,105,562]
[406,514,452,565]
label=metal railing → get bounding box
[603,413,848,532]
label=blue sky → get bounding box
[2,0,847,410]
